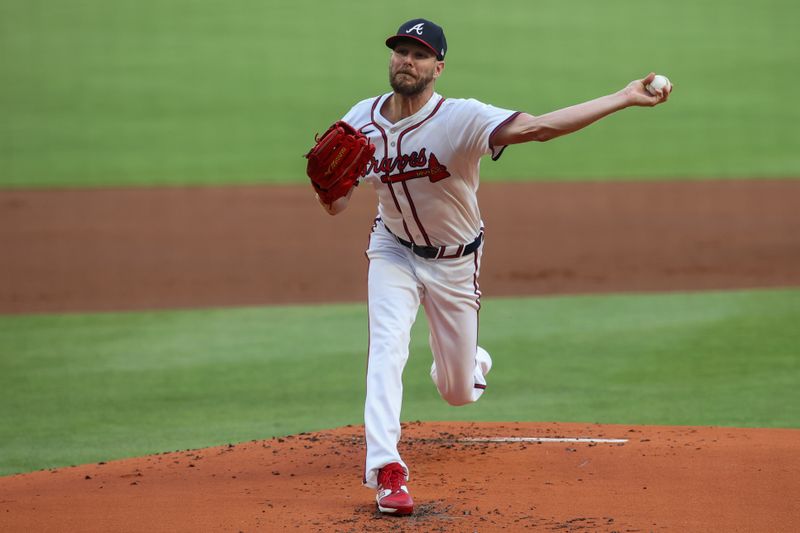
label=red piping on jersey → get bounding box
[473,243,482,391]
[365,221,376,377]
[400,181,432,246]
[363,221,374,487]
[396,97,446,146]
[394,96,446,247]
[489,111,522,161]
[473,235,482,310]
[436,244,464,259]
[370,95,415,242]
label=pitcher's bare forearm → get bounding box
[500,92,629,144]
[492,73,671,146]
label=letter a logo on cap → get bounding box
[387,19,446,60]
[406,23,425,35]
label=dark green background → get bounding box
[1,0,798,187]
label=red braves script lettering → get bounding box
[367,149,451,183]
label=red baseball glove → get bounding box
[304,121,375,205]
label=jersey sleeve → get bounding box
[341,96,378,130]
[448,99,520,161]
[341,106,359,125]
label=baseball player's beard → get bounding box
[390,70,434,97]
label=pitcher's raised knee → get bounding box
[439,383,475,406]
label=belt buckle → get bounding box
[412,243,437,259]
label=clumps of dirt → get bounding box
[1,421,796,532]
[359,500,461,533]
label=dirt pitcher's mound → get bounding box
[1,422,797,532]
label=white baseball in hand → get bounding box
[646,74,671,96]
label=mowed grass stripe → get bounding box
[1,288,798,475]
[1,0,798,188]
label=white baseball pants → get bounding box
[363,220,491,488]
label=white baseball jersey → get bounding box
[345,91,520,489]
[342,92,520,247]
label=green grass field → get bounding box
[1,0,799,188]
[1,289,798,476]
[1,0,799,478]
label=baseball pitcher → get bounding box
[304,18,671,516]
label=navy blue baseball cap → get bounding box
[385,18,447,60]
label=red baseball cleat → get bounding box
[376,462,413,515]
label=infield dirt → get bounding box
[1,179,799,531]
[1,422,797,532]
[1,179,799,313]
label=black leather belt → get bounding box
[388,227,483,260]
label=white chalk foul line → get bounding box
[458,437,628,444]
